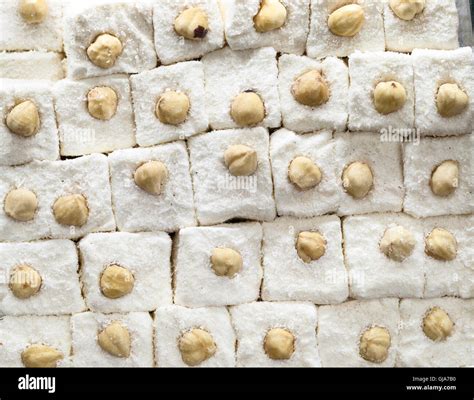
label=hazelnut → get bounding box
[100,264,135,299]
[87,86,118,121]
[174,7,209,40]
[425,228,457,261]
[230,92,265,127]
[342,161,373,199]
[6,100,40,137]
[21,344,63,368]
[264,328,295,360]
[389,0,425,20]
[87,33,123,69]
[9,264,42,299]
[436,83,469,118]
[52,194,89,227]
[98,321,131,358]
[210,247,243,278]
[359,326,391,363]
[373,81,407,115]
[224,144,258,176]
[422,307,454,341]
[288,156,322,190]
[296,231,326,263]
[291,70,330,107]
[178,328,217,366]
[430,160,459,197]
[379,225,416,262]
[134,161,168,195]
[328,4,365,37]
[155,91,190,126]
[253,0,288,33]
[4,188,38,222]
[18,0,48,24]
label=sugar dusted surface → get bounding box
[0,52,64,81]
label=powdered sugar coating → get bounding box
[230,301,320,367]
[79,232,172,313]
[0,51,64,81]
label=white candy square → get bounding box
[413,48,473,136]
[0,51,64,81]
[383,0,459,52]
[270,129,340,217]
[202,46,281,130]
[0,316,71,367]
[108,142,196,233]
[220,0,310,55]
[79,232,172,313]
[398,298,474,367]
[54,75,136,156]
[0,79,59,166]
[72,311,154,367]
[63,0,157,80]
[230,301,320,367]
[278,55,348,133]
[155,305,236,367]
[0,154,116,242]
[422,215,474,299]
[0,0,63,51]
[262,216,348,304]
[306,0,384,59]
[403,135,474,217]
[335,132,404,216]
[130,61,208,147]
[318,299,400,367]
[153,0,225,65]
[0,240,85,316]
[348,51,415,132]
[343,213,425,299]
[188,127,276,225]
[174,223,263,307]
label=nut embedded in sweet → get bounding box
[436,83,469,118]
[87,33,123,69]
[52,194,89,227]
[230,92,265,127]
[4,188,38,222]
[100,264,135,299]
[263,328,295,360]
[291,70,330,107]
[210,247,243,278]
[253,0,288,33]
[224,144,258,176]
[328,4,365,37]
[373,81,407,115]
[9,264,42,299]
[174,7,209,40]
[19,0,48,24]
[288,156,322,190]
[98,321,131,358]
[389,0,425,21]
[422,307,454,341]
[379,225,416,262]
[6,100,40,137]
[359,326,391,363]
[178,328,217,366]
[425,228,457,261]
[21,344,63,368]
[155,91,190,126]
[430,160,459,197]
[342,161,373,199]
[87,86,118,121]
[296,231,326,263]
[134,161,168,195]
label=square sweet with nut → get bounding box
[262,216,348,304]
[412,47,473,136]
[0,154,116,242]
[0,315,71,367]
[318,298,400,367]
[78,232,172,313]
[348,51,415,132]
[0,240,85,316]
[220,0,310,55]
[422,215,474,299]
[71,311,154,367]
[384,0,459,52]
[63,1,157,80]
[334,132,404,216]
[278,54,348,133]
[54,75,136,156]
[108,142,197,233]
[0,79,59,166]
[398,298,474,367]
[130,61,208,147]
[201,46,281,130]
[188,127,276,225]
[0,0,63,52]
[174,222,263,308]
[152,0,225,65]
[306,0,385,59]
[403,135,474,217]
[343,213,425,299]
[0,51,64,81]
[270,129,340,217]
[154,305,236,367]
[230,301,320,367]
